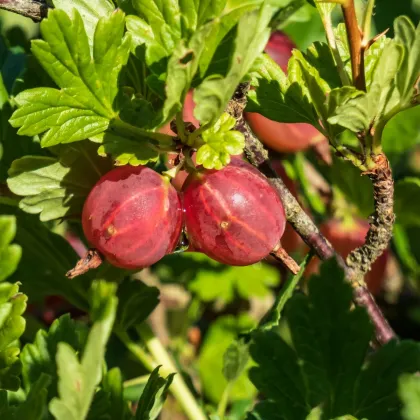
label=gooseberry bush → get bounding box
[0,0,420,419]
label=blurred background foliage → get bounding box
[0,0,420,415]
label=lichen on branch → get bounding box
[347,153,395,279]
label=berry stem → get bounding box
[228,83,396,346]
[0,0,47,21]
[271,245,300,275]
[136,323,207,420]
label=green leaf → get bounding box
[327,90,374,133]
[326,87,365,121]
[0,282,26,391]
[132,0,181,53]
[86,388,112,420]
[13,373,51,420]
[0,102,44,183]
[0,204,90,309]
[329,155,374,218]
[249,259,420,419]
[52,0,115,47]
[399,373,420,420]
[194,4,273,125]
[0,36,26,104]
[116,279,159,330]
[196,113,244,169]
[248,38,346,135]
[199,314,256,403]
[301,41,342,90]
[223,339,249,382]
[394,177,420,226]
[394,16,420,104]
[354,340,420,419]
[392,224,420,276]
[93,131,160,166]
[333,23,390,89]
[135,366,175,420]
[247,401,284,420]
[102,368,131,420]
[291,49,329,123]
[381,106,420,169]
[7,142,112,221]
[0,216,21,282]
[49,280,118,420]
[163,20,218,122]
[328,42,404,133]
[9,9,131,147]
[305,406,323,420]
[246,53,320,127]
[258,251,313,330]
[21,314,88,400]
[155,252,280,304]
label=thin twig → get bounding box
[341,0,366,91]
[0,0,48,21]
[227,83,396,346]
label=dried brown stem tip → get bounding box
[66,249,103,279]
[271,245,300,275]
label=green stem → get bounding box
[259,251,314,330]
[217,382,233,419]
[330,141,366,170]
[320,9,351,86]
[187,124,208,146]
[137,324,207,420]
[123,374,150,388]
[361,0,375,44]
[176,112,187,142]
[115,328,155,372]
[110,118,175,148]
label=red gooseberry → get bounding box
[82,165,183,269]
[182,159,286,265]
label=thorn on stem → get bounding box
[364,28,390,50]
[66,249,103,279]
